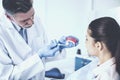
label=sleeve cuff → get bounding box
[12,54,44,76]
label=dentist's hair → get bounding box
[2,0,33,15]
[88,17,120,75]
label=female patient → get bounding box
[67,17,120,80]
[85,17,120,80]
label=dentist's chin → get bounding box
[24,25,33,29]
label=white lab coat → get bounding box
[67,58,120,80]
[0,14,65,80]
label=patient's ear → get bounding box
[95,41,103,51]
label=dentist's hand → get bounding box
[58,35,79,50]
[38,40,59,58]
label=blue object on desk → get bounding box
[75,57,91,71]
[45,68,65,79]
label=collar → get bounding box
[92,57,115,77]
[11,21,21,32]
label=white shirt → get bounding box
[91,57,120,80]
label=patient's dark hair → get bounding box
[88,17,120,75]
[2,0,33,15]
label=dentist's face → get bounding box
[11,7,35,28]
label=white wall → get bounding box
[93,0,120,11]
[33,0,46,25]
[91,7,120,24]
[0,0,4,16]
[45,0,92,57]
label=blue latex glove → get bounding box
[58,35,79,50]
[38,40,59,58]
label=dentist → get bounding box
[0,0,79,80]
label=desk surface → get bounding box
[45,55,93,80]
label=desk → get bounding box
[45,55,92,80]
[45,57,75,80]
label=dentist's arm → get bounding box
[39,35,79,58]
[0,39,59,80]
